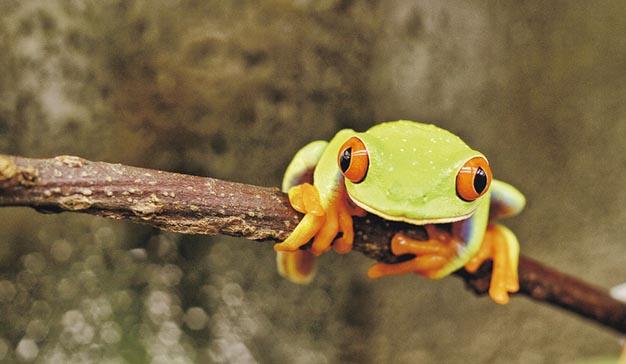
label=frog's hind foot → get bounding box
[464,224,520,304]
[276,250,317,284]
[367,226,458,279]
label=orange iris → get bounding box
[456,156,492,201]
[338,137,369,183]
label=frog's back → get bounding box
[365,120,467,146]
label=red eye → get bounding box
[456,157,492,201]
[338,137,369,183]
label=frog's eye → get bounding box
[456,156,492,201]
[338,137,369,183]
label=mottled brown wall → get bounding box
[0,1,624,363]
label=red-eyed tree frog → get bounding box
[274,120,525,304]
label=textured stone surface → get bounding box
[0,0,624,362]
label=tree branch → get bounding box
[1,154,625,334]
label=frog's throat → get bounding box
[349,196,476,225]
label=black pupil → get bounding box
[473,167,487,194]
[340,148,352,172]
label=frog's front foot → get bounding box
[464,224,519,304]
[273,183,361,256]
[367,225,458,279]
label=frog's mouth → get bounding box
[349,196,476,226]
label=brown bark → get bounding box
[1,154,625,334]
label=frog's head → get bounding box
[339,121,492,224]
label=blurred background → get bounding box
[0,0,624,363]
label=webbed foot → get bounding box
[273,183,363,255]
[367,225,458,279]
[464,224,519,304]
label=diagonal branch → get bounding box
[1,154,625,334]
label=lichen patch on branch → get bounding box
[0,155,18,181]
[54,155,87,168]
[58,194,93,211]
[130,194,164,220]
[0,155,38,186]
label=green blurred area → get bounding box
[0,0,624,363]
